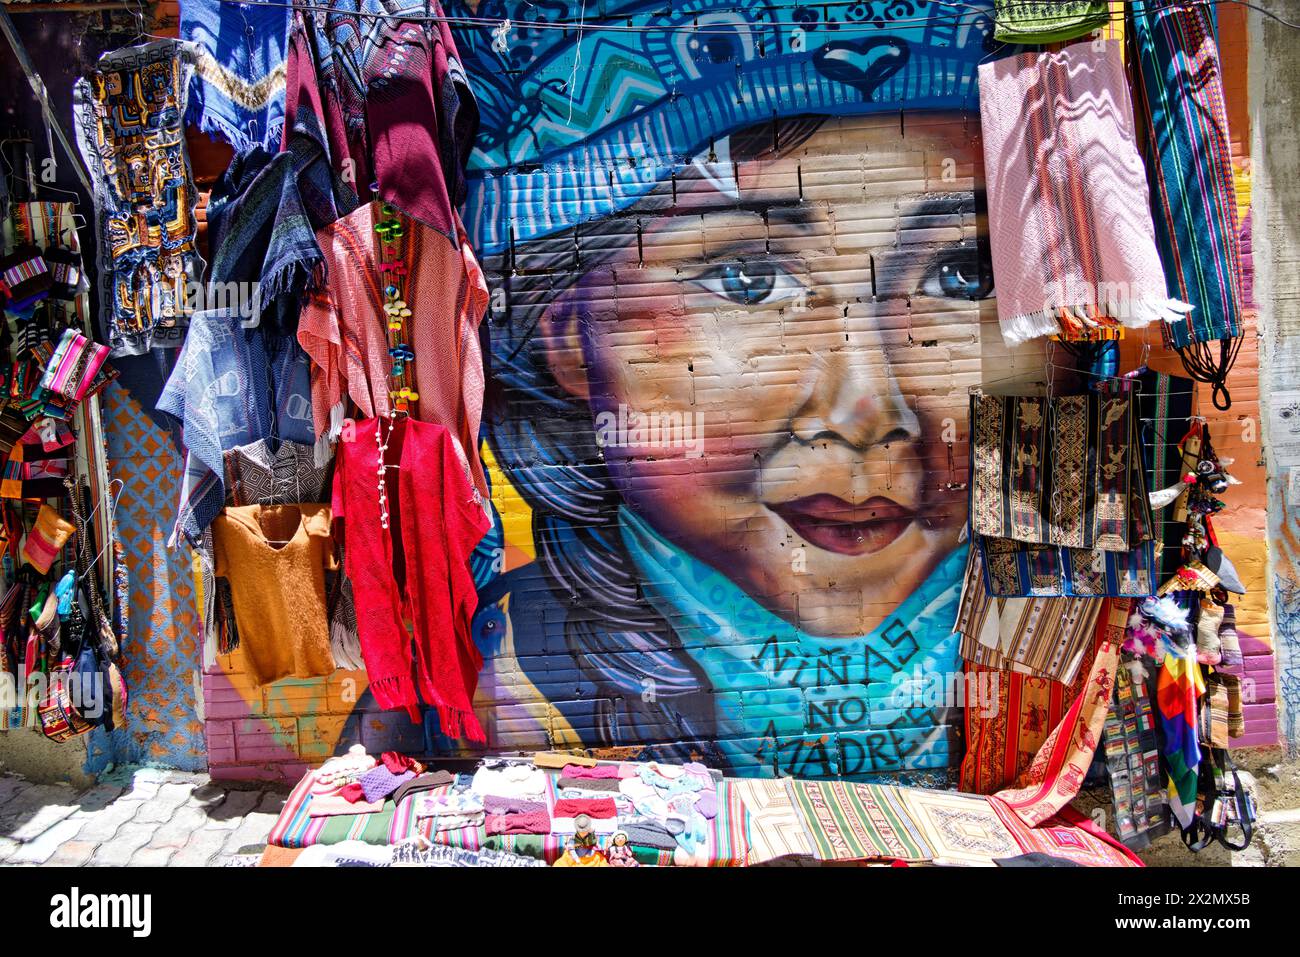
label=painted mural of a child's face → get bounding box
[542,114,989,637]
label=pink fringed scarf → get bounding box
[979,42,1191,344]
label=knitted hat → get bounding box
[454,0,999,254]
[359,764,416,803]
[619,820,678,851]
[483,795,547,815]
[391,770,456,806]
[561,763,621,780]
[556,775,621,792]
[485,808,552,835]
[552,797,618,819]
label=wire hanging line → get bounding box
[162,0,1300,35]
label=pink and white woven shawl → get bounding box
[979,42,1190,345]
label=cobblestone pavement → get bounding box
[0,769,286,867]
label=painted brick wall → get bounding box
[183,1,1283,782]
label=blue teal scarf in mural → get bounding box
[620,506,966,781]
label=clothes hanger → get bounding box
[0,145,85,224]
[118,2,175,46]
[259,410,305,546]
[76,478,124,586]
[258,478,298,546]
[34,181,86,210]
[0,138,37,203]
[973,353,1198,398]
[127,3,150,44]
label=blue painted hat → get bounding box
[452,0,997,253]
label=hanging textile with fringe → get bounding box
[979,41,1190,346]
[1129,1,1245,410]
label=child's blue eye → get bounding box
[919,246,994,301]
[720,264,772,301]
[692,261,803,306]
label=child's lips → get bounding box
[767,494,917,556]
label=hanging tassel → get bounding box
[314,402,345,468]
[1176,335,1243,411]
[999,296,1192,347]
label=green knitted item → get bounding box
[994,1,1111,43]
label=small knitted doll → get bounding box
[1196,599,1225,665]
[606,832,639,867]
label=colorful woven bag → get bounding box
[39,328,110,403]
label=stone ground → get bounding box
[1074,750,1300,867]
[0,768,286,867]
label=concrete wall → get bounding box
[0,731,92,789]
[1239,0,1300,865]
[1253,0,1300,758]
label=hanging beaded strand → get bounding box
[376,411,394,530]
[373,200,417,530]
[377,202,418,414]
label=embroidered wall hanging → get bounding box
[73,40,203,356]
[971,391,1151,551]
